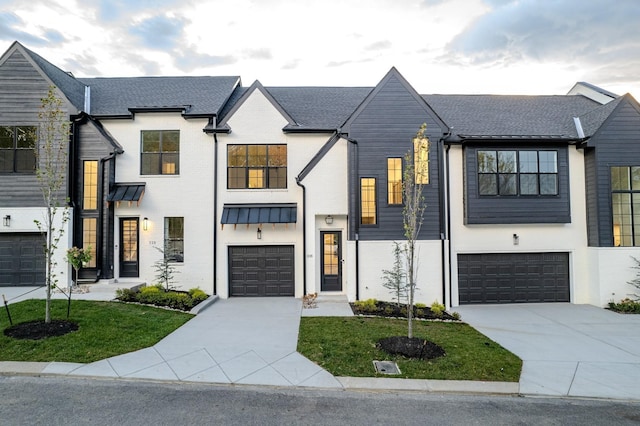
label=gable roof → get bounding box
[79,76,241,118]
[425,94,603,139]
[217,84,372,132]
[11,42,87,112]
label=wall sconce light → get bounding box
[143,217,149,231]
[325,215,333,225]
[3,215,10,227]
[513,233,519,245]
[257,227,262,240]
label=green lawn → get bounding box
[0,299,193,363]
[298,317,522,382]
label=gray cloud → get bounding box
[243,48,272,60]
[448,0,640,64]
[172,47,237,72]
[365,40,392,51]
[93,0,180,22]
[282,59,300,70]
[129,14,187,50]
[0,12,52,46]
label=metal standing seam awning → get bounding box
[107,183,146,207]
[221,203,297,229]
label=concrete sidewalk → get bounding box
[455,303,640,400]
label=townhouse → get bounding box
[1,41,639,307]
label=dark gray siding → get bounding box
[464,143,571,224]
[74,120,116,279]
[346,73,446,241]
[587,98,640,246]
[0,50,71,207]
[584,149,599,246]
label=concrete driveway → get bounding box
[454,303,640,400]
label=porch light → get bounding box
[325,215,333,225]
[257,227,262,240]
[513,233,519,245]
[143,217,149,231]
[3,215,10,227]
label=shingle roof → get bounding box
[78,76,240,117]
[578,96,624,136]
[424,94,603,139]
[267,87,372,130]
[21,45,87,112]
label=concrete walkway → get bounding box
[455,303,640,400]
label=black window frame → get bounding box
[611,166,640,247]
[164,217,184,263]
[226,144,287,189]
[360,177,377,226]
[387,157,403,205]
[0,125,37,174]
[140,130,180,175]
[477,149,558,196]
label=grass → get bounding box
[0,299,193,363]
[298,317,522,382]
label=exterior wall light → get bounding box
[3,215,10,227]
[143,217,149,231]
[325,215,333,225]
[513,233,519,245]
[257,227,262,240]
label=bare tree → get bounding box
[403,123,429,338]
[34,86,70,323]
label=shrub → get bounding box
[451,311,461,320]
[115,286,208,311]
[608,298,640,314]
[430,300,446,318]
[353,298,378,313]
[414,302,426,309]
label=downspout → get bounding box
[445,142,452,308]
[213,132,219,296]
[344,136,360,301]
[437,136,447,308]
[295,177,307,296]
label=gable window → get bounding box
[0,126,37,173]
[414,135,429,184]
[478,150,557,196]
[141,130,180,175]
[387,158,402,205]
[164,217,184,262]
[361,177,377,225]
[611,166,640,247]
[227,144,287,189]
[83,160,98,210]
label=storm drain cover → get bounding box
[373,360,401,375]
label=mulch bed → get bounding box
[4,320,79,340]
[350,300,457,321]
[377,336,446,360]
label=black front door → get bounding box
[321,231,342,291]
[119,218,139,278]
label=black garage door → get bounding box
[458,252,569,304]
[229,246,294,297]
[0,233,45,287]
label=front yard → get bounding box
[298,316,522,382]
[0,299,192,363]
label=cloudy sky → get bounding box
[0,0,639,98]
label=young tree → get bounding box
[154,246,179,291]
[403,123,429,338]
[34,86,71,324]
[381,241,407,307]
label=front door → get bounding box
[119,218,139,278]
[321,231,342,291]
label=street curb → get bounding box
[336,376,520,395]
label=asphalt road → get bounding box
[0,376,639,425]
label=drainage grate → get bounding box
[373,360,401,375]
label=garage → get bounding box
[458,252,569,304]
[0,233,45,287]
[228,245,294,297]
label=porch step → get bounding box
[315,294,349,303]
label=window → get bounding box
[360,178,377,225]
[478,150,558,196]
[83,218,97,268]
[0,125,37,173]
[164,217,184,262]
[227,144,287,189]
[414,135,429,184]
[83,160,98,210]
[141,130,179,175]
[387,158,402,204]
[611,166,640,247]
